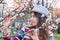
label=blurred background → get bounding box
[0,0,60,40]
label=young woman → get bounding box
[4,5,54,40]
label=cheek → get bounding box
[31,18,38,26]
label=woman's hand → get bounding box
[2,26,8,37]
[29,29,39,40]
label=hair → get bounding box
[30,11,48,40]
[57,23,60,33]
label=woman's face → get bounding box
[30,12,39,26]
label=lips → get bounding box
[31,21,36,24]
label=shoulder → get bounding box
[19,26,30,33]
[22,26,30,32]
[18,26,30,35]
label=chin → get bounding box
[32,24,36,26]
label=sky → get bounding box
[51,0,60,8]
[4,0,60,8]
[55,0,60,8]
[44,0,60,8]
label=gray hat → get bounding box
[32,5,48,16]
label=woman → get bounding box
[4,5,54,40]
